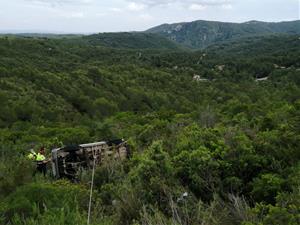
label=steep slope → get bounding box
[1,34,300,225]
[0,34,299,129]
[146,20,300,49]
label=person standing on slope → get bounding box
[35,147,48,176]
[27,149,37,160]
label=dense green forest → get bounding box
[0,33,299,225]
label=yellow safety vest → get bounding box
[27,153,36,160]
[36,153,46,161]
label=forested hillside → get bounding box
[146,20,300,49]
[0,34,299,225]
[81,32,181,50]
[1,32,181,50]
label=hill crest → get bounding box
[146,20,300,49]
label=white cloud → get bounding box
[61,11,85,18]
[24,0,94,7]
[125,0,172,7]
[138,13,153,20]
[125,0,233,7]
[127,2,146,11]
[189,4,206,11]
[124,0,234,12]
[68,12,84,18]
[221,4,233,9]
[109,8,123,13]
[95,12,108,17]
[28,0,93,3]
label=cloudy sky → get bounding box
[0,0,299,33]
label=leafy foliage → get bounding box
[0,33,299,224]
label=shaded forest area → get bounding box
[0,34,300,224]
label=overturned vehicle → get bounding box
[51,139,130,180]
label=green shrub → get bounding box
[0,180,90,223]
[251,174,284,204]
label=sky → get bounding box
[0,0,299,33]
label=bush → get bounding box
[0,180,90,223]
[251,174,284,204]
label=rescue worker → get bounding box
[36,147,48,176]
[27,149,37,160]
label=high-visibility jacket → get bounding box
[36,153,46,161]
[27,153,36,160]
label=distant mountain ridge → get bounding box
[146,20,300,49]
[0,32,182,50]
[81,32,181,50]
[2,20,299,50]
